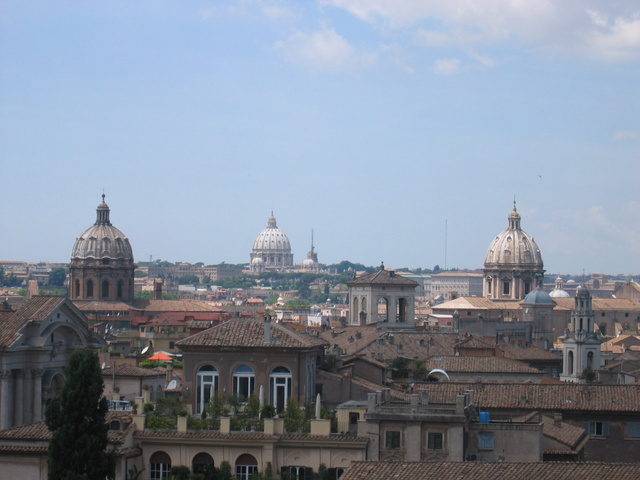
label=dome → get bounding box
[576,284,590,298]
[302,258,315,266]
[522,287,554,305]
[484,204,543,268]
[252,213,291,253]
[251,257,264,265]
[550,277,570,298]
[71,195,134,261]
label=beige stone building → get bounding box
[347,265,418,327]
[0,296,104,429]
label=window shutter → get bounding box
[583,421,590,433]
[603,422,610,437]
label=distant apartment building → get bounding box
[147,263,242,283]
[428,272,483,300]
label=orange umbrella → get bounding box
[148,352,172,361]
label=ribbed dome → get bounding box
[252,213,291,254]
[71,195,134,261]
[484,204,543,268]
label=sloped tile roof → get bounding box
[340,461,640,480]
[177,318,326,349]
[499,344,563,362]
[425,356,542,374]
[541,415,587,450]
[413,383,640,412]
[0,296,66,347]
[347,269,419,287]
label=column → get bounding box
[32,369,44,422]
[0,370,13,429]
[13,369,23,426]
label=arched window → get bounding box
[150,451,171,480]
[270,366,292,413]
[235,454,258,480]
[192,452,214,475]
[101,279,109,299]
[397,298,407,323]
[86,279,94,297]
[377,297,388,322]
[233,365,255,401]
[74,279,80,298]
[587,351,594,370]
[196,365,218,414]
[568,351,574,375]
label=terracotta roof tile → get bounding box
[340,461,640,480]
[425,356,542,374]
[541,415,587,449]
[0,296,67,347]
[177,318,326,349]
[411,382,640,412]
[347,269,419,287]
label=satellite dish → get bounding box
[101,362,106,369]
[141,346,149,354]
[427,368,451,381]
[167,380,177,390]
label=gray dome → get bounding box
[252,213,291,254]
[71,196,134,261]
[522,287,554,305]
[484,205,543,268]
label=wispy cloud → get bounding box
[323,0,640,62]
[613,130,638,140]
[275,27,375,71]
[433,58,460,75]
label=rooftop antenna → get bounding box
[444,219,448,271]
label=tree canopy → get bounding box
[45,348,115,480]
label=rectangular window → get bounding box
[584,421,610,437]
[427,432,444,451]
[385,430,401,449]
[627,422,640,438]
[503,281,510,295]
[478,433,494,450]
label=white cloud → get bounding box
[433,58,460,75]
[275,27,375,71]
[613,130,639,140]
[322,0,640,61]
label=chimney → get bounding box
[264,312,272,344]
[554,412,562,427]
[27,280,39,299]
[153,279,163,300]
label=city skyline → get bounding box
[1,1,639,274]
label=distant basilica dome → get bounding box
[249,212,293,272]
[69,195,135,301]
[549,277,571,298]
[483,203,544,300]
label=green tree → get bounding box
[45,348,115,480]
[48,268,68,287]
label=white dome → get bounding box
[71,196,134,261]
[252,213,291,254]
[251,257,264,265]
[484,205,543,268]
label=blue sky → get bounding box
[1,1,639,275]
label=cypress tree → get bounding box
[45,348,115,480]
